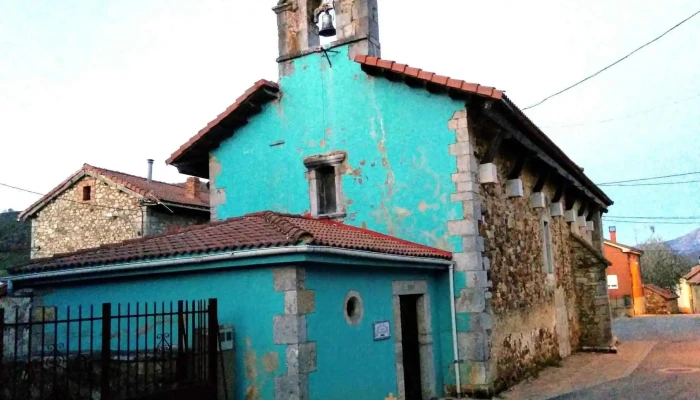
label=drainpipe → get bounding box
[448,262,462,397]
[147,159,154,183]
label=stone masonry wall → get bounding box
[146,208,209,236]
[477,144,579,391]
[31,177,143,259]
[570,235,613,348]
[643,287,677,315]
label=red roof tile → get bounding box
[643,284,678,300]
[355,54,504,100]
[166,80,280,177]
[10,212,452,275]
[19,164,209,220]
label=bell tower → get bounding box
[273,0,380,65]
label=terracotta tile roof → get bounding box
[604,240,644,255]
[643,284,678,300]
[354,55,613,207]
[683,265,700,284]
[9,211,452,275]
[354,55,504,99]
[166,80,280,177]
[19,164,209,220]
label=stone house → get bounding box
[6,1,615,399]
[18,163,210,259]
[643,284,678,314]
[604,227,645,317]
[677,265,700,314]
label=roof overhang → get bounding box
[604,240,644,255]
[167,80,281,178]
[8,246,451,286]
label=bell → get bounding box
[318,10,336,37]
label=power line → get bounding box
[607,215,700,220]
[603,180,700,187]
[523,9,700,110]
[597,171,700,185]
[541,92,700,128]
[603,218,700,225]
[0,182,142,213]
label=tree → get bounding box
[638,235,693,291]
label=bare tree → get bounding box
[638,235,693,291]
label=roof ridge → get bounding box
[84,164,192,188]
[256,211,313,243]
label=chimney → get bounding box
[147,159,154,183]
[273,0,380,70]
[185,177,200,199]
[609,226,617,243]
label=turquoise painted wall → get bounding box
[305,265,448,400]
[211,45,464,252]
[40,268,284,400]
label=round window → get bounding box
[344,291,363,326]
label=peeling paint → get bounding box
[262,351,279,372]
[418,200,439,213]
[393,206,411,220]
[319,139,327,148]
[244,337,260,400]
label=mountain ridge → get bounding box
[666,227,700,265]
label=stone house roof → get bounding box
[9,211,452,275]
[19,164,209,220]
[643,284,678,300]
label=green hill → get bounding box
[0,209,30,275]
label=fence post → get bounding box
[176,300,185,382]
[207,299,218,399]
[101,303,112,399]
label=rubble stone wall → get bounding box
[31,177,143,259]
[146,207,209,236]
[643,288,678,315]
[476,141,579,391]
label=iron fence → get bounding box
[0,298,218,400]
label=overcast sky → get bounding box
[1,0,699,245]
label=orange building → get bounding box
[604,226,645,317]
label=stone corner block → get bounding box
[456,288,486,313]
[453,251,483,272]
[586,220,594,231]
[274,267,305,292]
[457,331,489,361]
[550,202,564,217]
[478,163,498,184]
[299,342,317,373]
[447,219,477,237]
[505,178,524,198]
[564,209,576,223]
[530,192,546,209]
[273,314,306,344]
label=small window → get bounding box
[304,151,346,217]
[607,275,619,289]
[344,291,363,326]
[317,166,337,215]
[82,186,92,201]
[542,220,554,274]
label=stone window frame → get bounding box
[540,211,555,285]
[303,152,346,218]
[343,290,363,326]
[391,280,436,400]
[76,179,96,204]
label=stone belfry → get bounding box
[273,0,380,67]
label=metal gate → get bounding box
[0,298,219,400]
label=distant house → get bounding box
[677,265,700,314]
[643,284,678,314]
[604,227,645,317]
[18,163,210,259]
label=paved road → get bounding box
[552,316,700,400]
